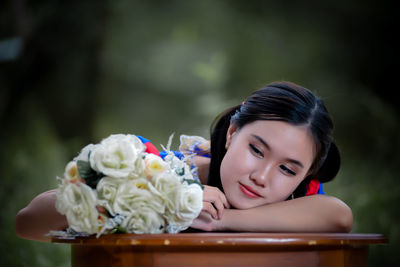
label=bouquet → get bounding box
[53,134,203,237]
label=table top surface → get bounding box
[52,232,387,247]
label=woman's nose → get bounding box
[250,165,272,188]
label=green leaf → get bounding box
[77,160,104,189]
[116,226,127,233]
[175,167,185,176]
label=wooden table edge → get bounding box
[52,232,388,247]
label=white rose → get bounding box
[113,178,165,216]
[121,206,165,234]
[151,171,182,212]
[144,153,168,178]
[131,154,146,179]
[74,144,96,162]
[89,134,145,178]
[165,183,203,230]
[96,177,122,216]
[64,161,82,182]
[177,183,203,220]
[55,182,100,234]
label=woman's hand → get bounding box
[190,210,218,231]
[190,185,230,231]
[201,185,230,220]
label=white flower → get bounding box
[165,183,203,230]
[151,171,183,212]
[113,178,165,216]
[177,183,203,220]
[53,133,206,236]
[144,153,168,179]
[64,161,82,182]
[55,182,100,234]
[96,177,122,216]
[121,206,165,234]
[89,134,145,179]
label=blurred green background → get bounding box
[0,0,397,266]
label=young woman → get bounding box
[15,81,353,242]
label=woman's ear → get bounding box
[225,123,238,149]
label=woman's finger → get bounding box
[203,186,226,203]
[202,186,225,218]
[219,192,230,209]
[202,202,218,220]
[210,198,225,219]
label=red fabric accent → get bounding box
[305,179,320,196]
[144,142,161,157]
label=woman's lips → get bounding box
[239,183,262,198]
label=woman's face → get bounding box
[220,120,316,209]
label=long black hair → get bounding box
[208,81,340,198]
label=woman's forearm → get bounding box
[216,195,353,233]
[15,190,68,242]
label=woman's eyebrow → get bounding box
[251,134,304,169]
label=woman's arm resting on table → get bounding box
[15,190,68,242]
[191,195,353,233]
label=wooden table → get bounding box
[52,233,387,267]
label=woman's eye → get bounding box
[280,165,296,176]
[249,144,263,157]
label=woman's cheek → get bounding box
[221,147,255,184]
[270,176,299,202]
[220,154,234,185]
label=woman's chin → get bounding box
[228,199,260,210]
